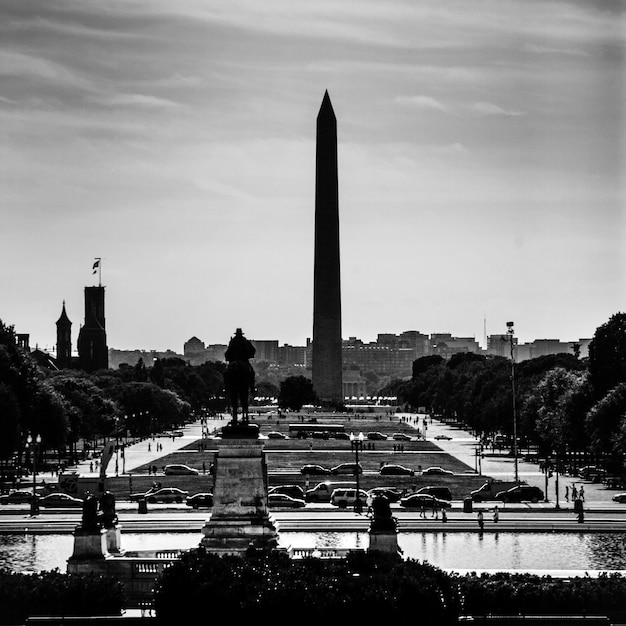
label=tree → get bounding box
[585,383,626,460]
[279,375,318,411]
[588,312,626,398]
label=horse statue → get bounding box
[224,328,256,426]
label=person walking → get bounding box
[572,484,578,500]
[432,498,439,519]
[441,509,447,523]
[565,485,569,502]
[477,510,484,531]
[493,506,499,523]
[579,485,585,501]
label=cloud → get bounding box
[89,93,181,109]
[471,101,525,117]
[0,50,91,89]
[395,95,451,114]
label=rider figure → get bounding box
[225,329,256,419]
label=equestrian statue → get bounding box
[224,328,256,426]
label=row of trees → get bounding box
[0,318,319,470]
[380,313,626,473]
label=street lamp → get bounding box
[506,322,519,483]
[349,431,365,514]
[114,416,120,476]
[26,433,41,515]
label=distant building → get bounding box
[252,340,279,363]
[77,286,108,372]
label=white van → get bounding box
[305,481,356,502]
[330,488,369,509]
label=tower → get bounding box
[77,286,108,372]
[56,301,72,369]
[312,91,343,406]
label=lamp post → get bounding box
[26,433,41,515]
[506,322,519,483]
[350,431,365,514]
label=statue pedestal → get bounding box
[200,434,280,556]
[368,529,400,556]
[104,524,122,554]
[67,527,109,569]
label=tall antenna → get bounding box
[483,314,487,350]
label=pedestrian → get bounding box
[579,486,585,501]
[202,462,206,475]
[493,506,499,523]
[441,509,447,523]
[419,502,426,518]
[572,485,578,500]
[148,443,151,452]
[432,498,439,519]
[565,486,569,502]
[89,462,93,473]
[477,511,484,531]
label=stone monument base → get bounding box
[200,434,280,556]
[368,530,401,556]
[105,524,122,554]
[67,527,109,570]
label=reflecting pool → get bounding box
[1,532,625,574]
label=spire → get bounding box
[317,90,336,123]
[56,301,71,326]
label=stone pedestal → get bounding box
[200,428,280,556]
[368,530,400,556]
[67,527,109,571]
[104,524,122,554]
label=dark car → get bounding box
[269,485,305,500]
[39,493,83,508]
[368,487,403,503]
[300,464,332,475]
[392,432,412,441]
[164,464,199,476]
[380,464,414,476]
[422,466,453,475]
[495,485,544,503]
[267,431,287,439]
[434,434,452,441]
[0,490,35,505]
[331,462,363,475]
[399,493,452,510]
[367,432,388,441]
[144,487,189,503]
[612,493,626,504]
[416,486,452,501]
[268,493,306,509]
[186,493,213,508]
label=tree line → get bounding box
[379,312,626,475]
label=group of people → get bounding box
[564,484,585,502]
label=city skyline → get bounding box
[2,1,624,353]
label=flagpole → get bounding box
[99,258,102,287]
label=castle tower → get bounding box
[312,91,343,406]
[56,301,72,369]
[77,286,108,372]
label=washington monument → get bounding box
[312,91,343,406]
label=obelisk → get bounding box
[312,91,343,407]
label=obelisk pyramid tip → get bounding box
[318,90,335,119]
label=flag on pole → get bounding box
[92,259,100,274]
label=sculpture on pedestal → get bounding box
[80,492,101,532]
[224,328,256,425]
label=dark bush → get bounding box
[0,568,123,624]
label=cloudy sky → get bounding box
[1,0,624,354]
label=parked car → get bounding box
[470,481,510,502]
[416,486,452,501]
[367,432,388,441]
[399,493,452,510]
[612,493,626,504]
[422,466,453,475]
[186,493,213,509]
[333,432,351,440]
[379,464,414,476]
[164,464,199,476]
[331,462,363,475]
[392,432,412,441]
[495,485,544,503]
[266,431,287,439]
[268,493,306,509]
[300,464,332,475]
[330,488,369,509]
[38,493,83,508]
[305,481,356,503]
[0,490,35,505]
[368,487,403,503]
[268,485,305,500]
[434,434,452,441]
[144,487,189,503]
